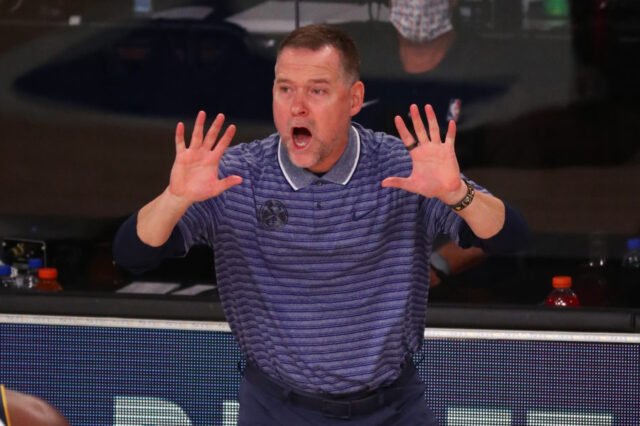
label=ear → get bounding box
[349,81,365,117]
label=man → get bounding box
[0,385,69,426]
[114,24,529,424]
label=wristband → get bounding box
[448,179,475,212]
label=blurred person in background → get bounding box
[1,385,69,426]
[391,0,458,73]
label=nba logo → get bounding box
[446,98,461,123]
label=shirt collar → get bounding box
[278,125,360,191]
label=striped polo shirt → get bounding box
[177,123,469,395]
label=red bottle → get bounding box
[36,268,63,291]
[545,276,579,307]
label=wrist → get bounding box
[446,179,475,212]
[163,187,193,214]
[440,178,467,205]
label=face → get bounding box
[273,46,364,173]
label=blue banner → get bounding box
[0,320,638,425]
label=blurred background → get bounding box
[0,0,638,307]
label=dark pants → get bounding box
[237,362,438,426]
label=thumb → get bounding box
[218,175,243,192]
[381,176,411,192]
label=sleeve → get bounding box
[112,212,187,275]
[457,201,532,254]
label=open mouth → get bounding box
[292,127,312,149]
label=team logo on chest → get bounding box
[258,200,288,230]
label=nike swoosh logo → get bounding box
[351,207,376,221]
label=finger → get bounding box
[444,120,456,149]
[409,104,430,143]
[381,176,412,192]
[394,115,417,149]
[424,104,441,143]
[211,124,237,162]
[175,122,186,155]
[203,113,225,150]
[190,110,206,149]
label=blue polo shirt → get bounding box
[113,122,529,395]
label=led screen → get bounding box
[0,318,638,425]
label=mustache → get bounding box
[287,120,315,133]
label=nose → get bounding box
[291,92,308,117]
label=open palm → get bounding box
[382,104,462,202]
[169,111,242,203]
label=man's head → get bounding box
[273,24,364,173]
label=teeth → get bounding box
[292,130,311,148]
[293,137,309,148]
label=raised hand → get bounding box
[381,104,465,204]
[169,111,242,204]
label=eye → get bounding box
[311,88,326,95]
[279,86,291,93]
